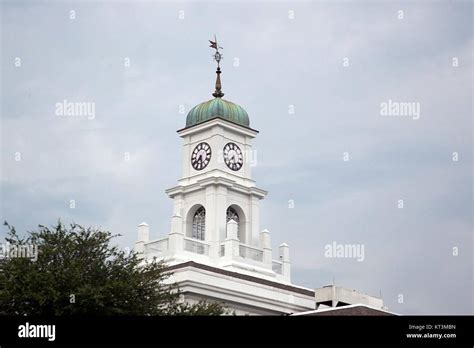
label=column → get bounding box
[279,243,291,281]
[249,195,260,245]
[259,229,272,266]
[224,219,240,261]
[205,185,219,260]
[134,222,149,254]
[168,213,184,255]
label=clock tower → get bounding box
[135,38,315,315]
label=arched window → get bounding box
[192,207,206,240]
[226,206,239,235]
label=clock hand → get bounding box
[228,151,236,162]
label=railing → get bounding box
[184,238,209,255]
[239,243,263,262]
[219,244,225,257]
[272,260,283,274]
[146,237,168,254]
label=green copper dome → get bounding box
[186,98,249,128]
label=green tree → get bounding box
[0,221,225,316]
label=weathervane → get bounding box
[209,35,223,66]
[209,35,224,98]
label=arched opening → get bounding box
[226,205,246,243]
[192,206,206,240]
[226,206,239,225]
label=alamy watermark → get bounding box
[217,148,258,167]
[380,99,420,120]
[55,99,95,120]
[18,322,55,341]
[324,241,365,262]
[0,242,38,262]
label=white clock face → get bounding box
[191,142,211,170]
[223,142,243,171]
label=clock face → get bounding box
[223,142,243,171]
[191,142,211,170]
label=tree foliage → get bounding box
[0,221,225,316]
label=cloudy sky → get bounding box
[1,0,472,314]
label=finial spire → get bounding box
[209,35,224,98]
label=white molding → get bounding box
[169,266,315,315]
[291,303,397,316]
[177,117,259,138]
[166,174,267,199]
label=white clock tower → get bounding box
[135,39,315,315]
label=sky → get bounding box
[1,0,472,314]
